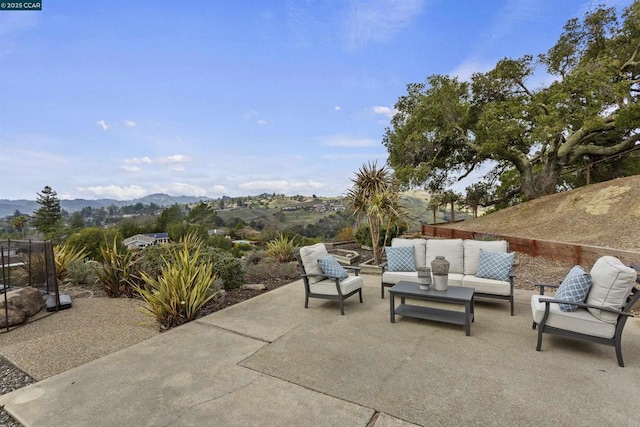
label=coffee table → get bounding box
[389,281,475,336]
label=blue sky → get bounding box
[0,0,633,200]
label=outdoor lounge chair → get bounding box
[295,243,363,315]
[531,257,640,367]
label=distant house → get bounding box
[123,233,170,250]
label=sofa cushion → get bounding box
[392,238,427,269]
[531,294,615,339]
[426,239,464,274]
[554,266,592,312]
[385,246,416,272]
[462,275,511,296]
[317,255,348,280]
[463,240,508,275]
[586,256,637,323]
[382,271,421,286]
[299,243,329,284]
[476,249,514,282]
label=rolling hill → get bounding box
[445,175,640,252]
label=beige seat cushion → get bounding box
[462,275,510,296]
[586,256,637,323]
[299,243,329,284]
[391,238,427,269]
[309,275,363,296]
[531,294,615,338]
[463,240,508,275]
[382,271,421,285]
[426,238,464,274]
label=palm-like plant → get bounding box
[346,162,397,264]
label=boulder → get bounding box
[0,308,27,328]
[0,286,46,317]
[241,284,268,291]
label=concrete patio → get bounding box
[1,275,639,426]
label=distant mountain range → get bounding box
[0,193,212,218]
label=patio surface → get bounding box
[1,275,639,426]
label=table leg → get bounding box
[471,295,475,323]
[390,293,395,323]
[465,301,471,336]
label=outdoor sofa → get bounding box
[381,238,516,315]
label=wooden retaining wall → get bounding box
[421,225,640,267]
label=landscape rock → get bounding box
[0,308,27,328]
[241,284,268,291]
[0,286,46,317]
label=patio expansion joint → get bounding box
[193,320,273,344]
[236,362,380,419]
[157,376,262,427]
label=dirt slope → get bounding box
[446,175,640,252]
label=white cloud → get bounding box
[124,120,136,127]
[257,119,268,125]
[321,152,388,161]
[77,185,147,200]
[372,106,396,119]
[292,155,304,162]
[209,185,228,194]
[334,105,342,111]
[124,156,152,164]
[321,135,378,147]
[449,58,496,82]
[154,183,207,197]
[345,0,424,48]
[121,165,141,173]
[96,120,108,131]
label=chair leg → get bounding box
[359,289,363,303]
[510,296,514,316]
[381,284,385,299]
[532,321,537,330]
[536,326,544,351]
[340,299,345,315]
[615,337,624,367]
[304,294,309,309]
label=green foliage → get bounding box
[243,257,299,286]
[95,238,139,297]
[136,239,218,330]
[337,226,355,241]
[384,3,640,203]
[207,235,232,250]
[32,185,62,239]
[65,227,119,261]
[54,243,89,283]
[265,234,296,263]
[355,224,406,247]
[66,259,99,285]
[200,247,245,290]
[138,242,244,291]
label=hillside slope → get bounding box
[446,175,640,252]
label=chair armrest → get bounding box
[300,273,330,280]
[344,265,361,276]
[534,282,560,295]
[379,262,387,273]
[508,268,516,278]
[537,297,633,317]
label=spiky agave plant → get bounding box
[265,233,296,263]
[135,238,218,330]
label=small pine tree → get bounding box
[32,186,62,238]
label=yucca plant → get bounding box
[54,243,89,283]
[135,238,218,330]
[95,237,139,297]
[265,233,296,263]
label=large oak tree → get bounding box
[383,3,640,202]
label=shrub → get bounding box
[337,226,355,241]
[66,259,99,285]
[243,257,299,285]
[201,247,245,290]
[54,243,89,283]
[136,240,218,330]
[95,238,139,297]
[265,234,296,263]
